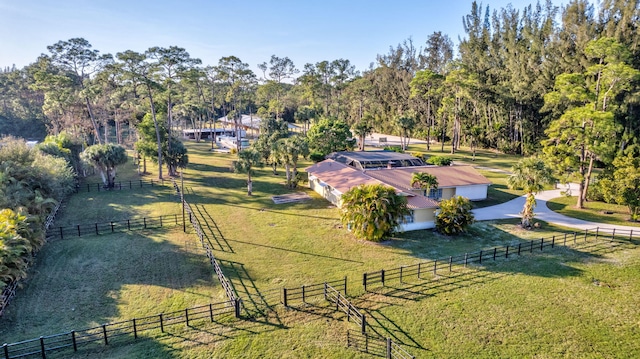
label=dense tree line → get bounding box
[0,0,638,208]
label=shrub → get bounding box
[436,196,475,235]
[309,152,325,163]
[426,155,452,166]
[383,146,403,153]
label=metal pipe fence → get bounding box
[346,331,415,359]
[45,214,182,240]
[363,227,638,290]
[281,277,347,307]
[79,179,166,193]
[2,301,234,359]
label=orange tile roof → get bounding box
[364,165,491,190]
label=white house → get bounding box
[305,153,491,232]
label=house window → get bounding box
[402,210,415,224]
[428,188,443,200]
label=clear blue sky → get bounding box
[0,0,566,73]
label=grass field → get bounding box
[547,196,640,228]
[1,141,639,358]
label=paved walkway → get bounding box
[473,183,640,233]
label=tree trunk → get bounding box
[247,174,253,196]
[285,163,291,187]
[84,96,103,145]
[146,83,163,180]
[582,154,595,205]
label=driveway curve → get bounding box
[472,183,640,233]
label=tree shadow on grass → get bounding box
[214,259,287,331]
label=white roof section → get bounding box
[218,115,262,129]
[217,115,300,131]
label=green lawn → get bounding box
[547,196,640,228]
[1,141,638,358]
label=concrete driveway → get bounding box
[473,183,640,233]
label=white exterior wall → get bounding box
[309,178,341,206]
[398,221,436,232]
[454,185,489,201]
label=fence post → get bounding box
[160,216,163,227]
[344,276,348,296]
[160,314,164,333]
[3,343,7,359]
[133,318,137,339]
[70,330,77,352]
[530,240,534,253]
[77,225,81,237]
[144,218,147,229]
[400,266,404,284]
[518,243,521,255]
[386,337,392,359]
[630,230,634,241]
[564,233,567,246]
[361,314,366,334]
[363,273,367,292]
[175,214,178,225]
[574,232,577,244]
[185,308,189,327]
[102,324,108,345]
[324,283,328,301]
[596,227,599,240]
[479,250,482,264]
[552,235,555,248]
[40,336,45,359]
[449,256,453,271]
[433,260,437,275]
[129,180,132,189]
[417,263,421,279]
[95,223,99,235]
[87,183,90,192]
[540,238,544,251]
[234,298,242,318]
[302,285,306,304]
[127,220,130,230]
[493,247,497,260]
[59,227,64,240]
[283,288,288,307]
[584,229,588,242]
[464,253,468,267]
[505,246,509,258]
[209,304,214,322]
[381,270,385,286]
[611,228,616,242]
[111,222,114,233]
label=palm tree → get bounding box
[340,184,410,241]
[282,135,309,188]
[507,157,555,228]
[233,149,263,196]
[352,117,373,151]
[80,144,128,188]
[411,172,438,197]
[394,114,416,150]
